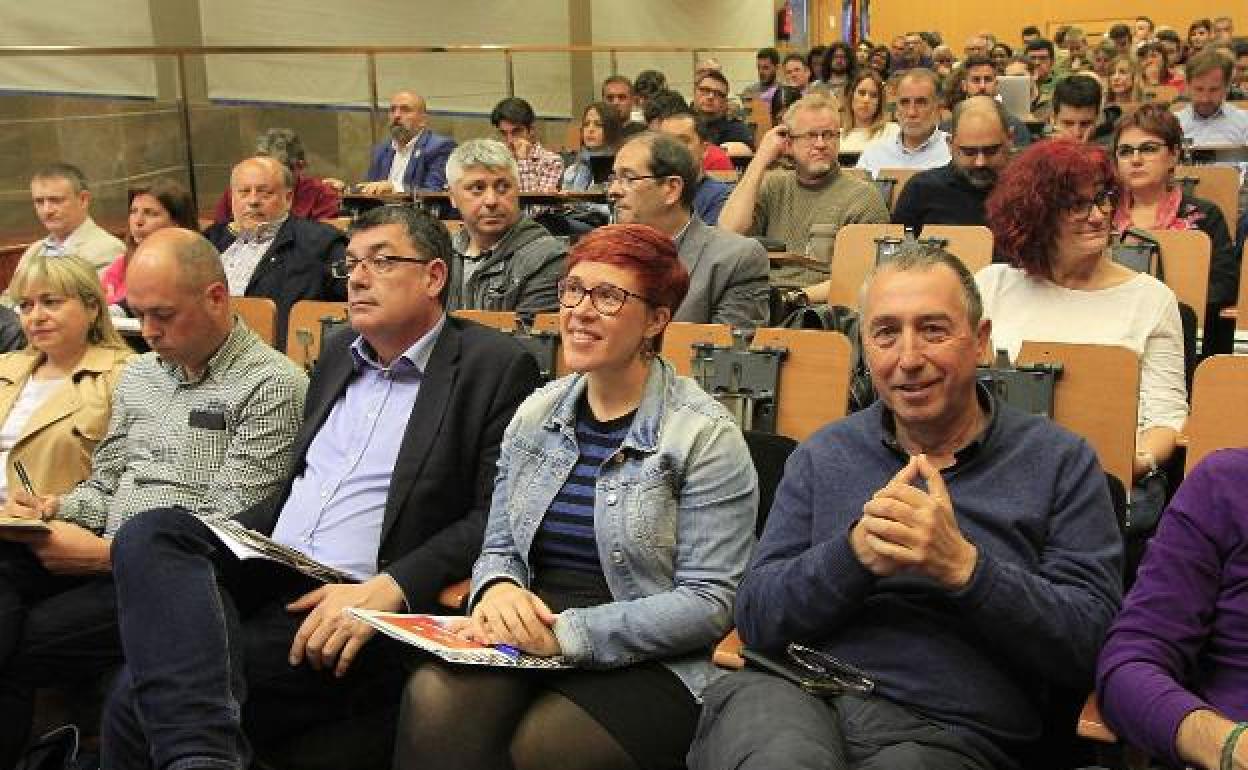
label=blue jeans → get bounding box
[101,508,402,770]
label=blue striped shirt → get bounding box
[530,401,634,575]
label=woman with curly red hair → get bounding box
[396,224,758,770]
[980,139,1187,484]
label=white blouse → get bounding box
[975,263,1188,434]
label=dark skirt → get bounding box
[530,568,701,770]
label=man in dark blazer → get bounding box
[609,131,769,328]
[360,90,457,194]
[204,156,347,349]
[100,205,542,770]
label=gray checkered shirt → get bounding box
[57,320,309,536]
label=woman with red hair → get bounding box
[980,139,1187,484]
[397,224,758,770]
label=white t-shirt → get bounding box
[0,376,65,503]
[975,263,1188,434]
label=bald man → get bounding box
[361,90,457,193]
[0,227,306,765]
[893,96,1013,234]
[204,156,347,349]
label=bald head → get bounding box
[230,156,292,230]
[389,90,429,144]
[127,228,232,374]
[949,96,1012,190]
[130,228,227,292]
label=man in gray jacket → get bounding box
[609,132,769,329]
[445,139,566,314]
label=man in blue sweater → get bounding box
[689,243,1122,769]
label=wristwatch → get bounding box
[784,289,810,310]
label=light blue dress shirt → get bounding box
[855,127,952,178]
[271,315,446,579]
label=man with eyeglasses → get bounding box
[100,205,542,770]
[693,70,755,154]
[721,93,887,255]
[443,139,566,314]
[204,156,347,349]
[690,242,1122,770]
[856,68,952,178]
[608,132,768,328]
[893,97,1013,239]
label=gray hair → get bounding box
[255,128,306,169]
[858,240,984,327]
[446,138,520,187]
[32,162,89,194]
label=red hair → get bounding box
[985,139,1115,277]
[566,224,690,312]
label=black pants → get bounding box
[0,541,121,767]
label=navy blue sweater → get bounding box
[736,396,1123,765]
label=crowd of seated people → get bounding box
[1,12,1248,770]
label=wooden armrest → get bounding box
[438,579,471,610]
[713,628,745,669]
[1077,693,1118,743]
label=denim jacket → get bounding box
[470,357,758,699]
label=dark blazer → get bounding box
[204,217,347,350]
[365,131,457,191]
[238,317,542,611]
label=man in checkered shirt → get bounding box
[490,96,565,192]
[0,227,306,764]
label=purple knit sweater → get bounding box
[1097,447,1248,767]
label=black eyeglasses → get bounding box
[332,254,433,278]
[1114,141,1167,159]
[1063,188,1118,220]
[953,143,1005,159]
[789,129,840,144]
[557,277,650,316]
[605,173,671,189]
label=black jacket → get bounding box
[204,217,347,349]
[238,317,542,611]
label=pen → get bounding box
[14,461,34,497]
[493,644,522,661]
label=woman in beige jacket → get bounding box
[0,253,132,505]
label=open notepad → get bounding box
[349,609,572,669]
[204,519,356,584]
[0,516,51,533]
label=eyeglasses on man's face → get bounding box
[332,254,433,279]
[557,277,650,316]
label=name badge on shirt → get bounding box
[189,410,227,430]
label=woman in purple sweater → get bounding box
[1096,448,1248,769]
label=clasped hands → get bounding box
[449,581,562,657]
[850,454,978,590]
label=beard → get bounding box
[390,123,416,144]
[955,164,999,191]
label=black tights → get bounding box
[395,662,640,770]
